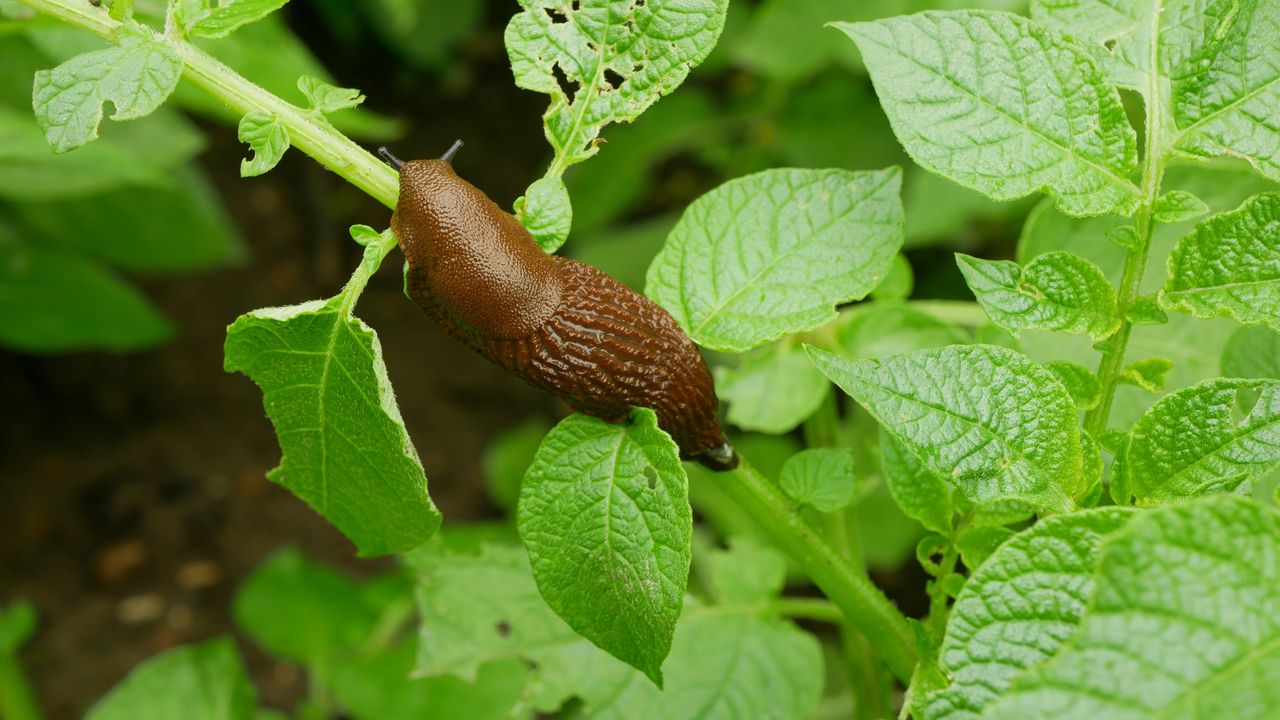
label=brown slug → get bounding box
[382,142,737,471]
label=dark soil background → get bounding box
[0,3,562,717]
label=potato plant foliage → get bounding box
[5,0,1280,718]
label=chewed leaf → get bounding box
[646,167,903,352]
[297,75,365,114]
[1113,378,1280,505]
[808,344,1083,513]
[986,496,1280,720]
[1161,192,1280,331]
[517,409,690,687]
[836,11,1140,217]
[505,0,728,170]
[237,111,289,177]
[32,28,182,153]
[223,297,441,556]
[957,252,1119,340]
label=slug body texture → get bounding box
[391,158,736,470]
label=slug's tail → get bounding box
[693,442,739,472]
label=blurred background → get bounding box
[0,1,1032,716]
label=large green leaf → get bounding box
[836,11,1140,217]
[1161,192,1280,331]
[333,643,528,720]
[85,638,259,720]
[921,508,1134,720]
[1114,379,1280,504]
[646,167,904,352]
[0,242,170,352]
[987,496,1280,720]
[518,409,689,686]
[807,344,1083,512]
[223,275,441,556]
[505,0,728,171]
[32,27,182,153]
[957,251,1119,340]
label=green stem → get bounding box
[1084,48,1169,438]
[923,544,958,641]
[0,650,42,720]
[14,0,399,209]
[718,460,916,682]
[768,598,844,624]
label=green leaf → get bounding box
[0,106,199,201]
[920,508,1134,720]
[1117,356,1173,393]
[1125,295,1168,325]
[223,285,441,556]
[705,536,786,605]
[715,341,830,435]
[504,0,728,171]
[517,409,690,687]
[872,252,914,301]
[411,543,823,719]
[1030,0,1216,93]
[483,418,552,510]
[956,252,1119,341]
[1161,192,1280,331]
[0,243,171,352]
[1222,325,1280,380]
[8,165,245,273]
[1045,361,1101,411]
[1153,189,1210,224]
[646,167,904,352]
[333,643,529,720]
[237,111,288,177]
[296,75,365,114]
[85,638,258,720]
[0,600,35,654]
[359,0,485,71]
[779,447,857,512]
[233,548,378,668]
[880,428,954,535]
[953,524,1014,571]
[514,176,572,253]
[1171,0,1280,183]
[834,303,970,360]
[190,0,291,39]
[32,28,182,153]
[836,11,1140,217]
[986,496,1280,720]
[1113,378,1280,505]
[807,344,1083,513]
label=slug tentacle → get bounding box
[388,151,736,470]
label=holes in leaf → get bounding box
[545,7,568,23]
[495,619,512,637]
[552,62,579,104]
[572,0,580,9]
[643,466,658,490]
[635,0,646,6]
[604,68,625,90]
[632,63,644,74]
[1103,37,1117,51]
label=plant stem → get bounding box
[0,650,42,720]
[14,0,399,209]
[769,598,845,624]
[1084,53,1169,437]
[718,460,916,681]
